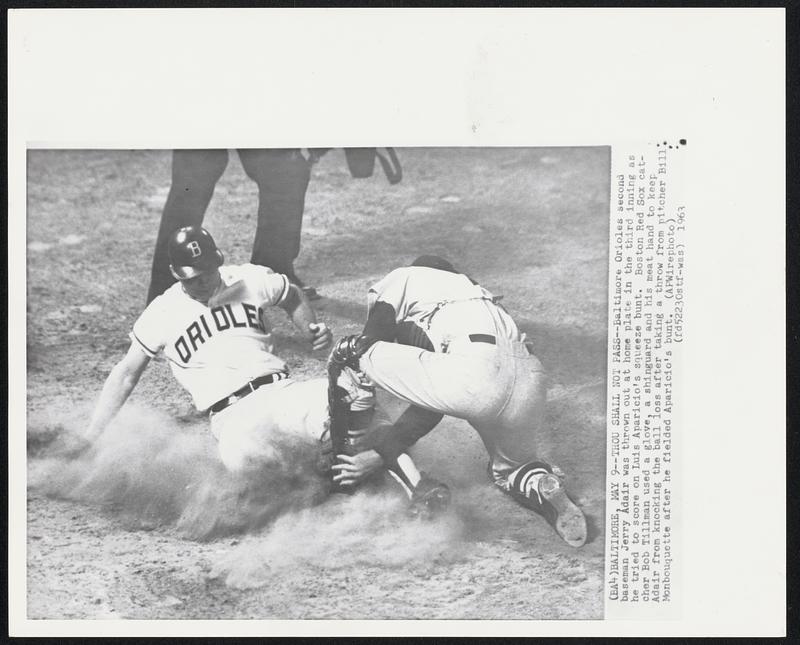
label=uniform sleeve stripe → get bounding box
[276,273,291,305]
[129,331,158,358]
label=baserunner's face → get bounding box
[180,269,221,304]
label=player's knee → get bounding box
[219,433,281,476]
[219,451,269,478]
[218,439,253,476]
[217,444,248,475]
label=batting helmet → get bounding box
[168,226,224,280]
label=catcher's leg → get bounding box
[503,460,587,548]
[385,454,451,520]
[479,355,547,485]
[324,366,451,516]
[359,341,506,419]
[474,415,586,548]
[320,366,377,492]
[478,351,586,547]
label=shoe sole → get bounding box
[408,487,451,520]
[538,474,587,548]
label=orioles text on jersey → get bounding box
[173,302,268,363]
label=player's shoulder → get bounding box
[146,281,184,310]
[371,266,413,289]
[417,265,475,287]
[227,263,281,278]
[220,263,275,285]
[226,264,290,301]
[402,265,465,286]
[135,283,182,327]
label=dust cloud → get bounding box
[28,400,479,589]
[27,402,327,541]
[210,490,468,590]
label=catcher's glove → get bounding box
[408,474,451,520]
[328,334,376,371]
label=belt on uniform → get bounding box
[443,334,497,353]
[454,333,535,354]
[209,371,289,415]
[468,334,496,345]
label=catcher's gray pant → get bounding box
[359,336,546,487]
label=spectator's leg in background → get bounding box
[147,149,229,304]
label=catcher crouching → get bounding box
[326,255,588,547]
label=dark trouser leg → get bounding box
[146,149,229,304]
[237,149,310,275]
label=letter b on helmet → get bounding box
[187,240,202,258]
[168,226,225,280]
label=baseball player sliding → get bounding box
[328,255,588,547]
[83,226,441,513]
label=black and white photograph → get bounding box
[25,146,609,619]
[9,7,785,638]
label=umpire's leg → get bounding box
[237,149,310,276]
[146,149,229,304]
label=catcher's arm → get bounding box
[331,406,444,487]
[373,405,444,465]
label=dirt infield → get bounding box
[25,147,610,620]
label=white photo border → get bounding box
[8,7,786,637]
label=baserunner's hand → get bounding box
[309,322,332,351]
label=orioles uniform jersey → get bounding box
[129,262,374,476]
[358,265,548,488]
[131,263,291,411]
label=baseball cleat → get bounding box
[537,473,587,548]
[408,474,451,521]
[507,461,587,547]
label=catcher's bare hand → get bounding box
[331,449,384,486]
[309,322,333,351]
